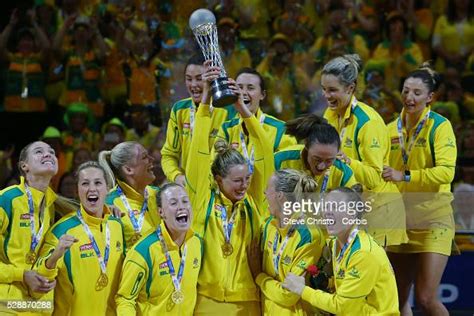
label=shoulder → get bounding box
[295,225,313,249]
[354,102,384,126]
[0,185,23,218]
[222,116,241,130]
[274,145,304,169]
[133,230,160,259]
[262,113,286,129]
[429,110,450,130]
[105,187,121,205]
[51,213,81,239]
[171,98,193,115]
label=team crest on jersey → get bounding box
[415,138,427,147]
[337,268,345,279]
[282,255,292,265]
[348,267,360,278]
[344,137,353,148]
[193,258,199,269]
[445,138,456,148]
[370,138,380,148]
[296,260,307,270]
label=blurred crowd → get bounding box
[0,0,473,227]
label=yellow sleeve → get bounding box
[34,229,62,281]
[244,115,275,212]
[349,120,385,190]
[256,235,323,307]
[161,107,183,182]
[0,206,25,283]
[300,251,380,315]
[185,104,212,213]
[277,134,297,152]
[116,249,148,316]
[411,121,457,185]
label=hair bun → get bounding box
[418,61,441,91]
[343,54,363,72]
[214,139,231,155]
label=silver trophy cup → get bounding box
[189,9,238,107]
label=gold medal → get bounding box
[130,232,142,245]
[222,242,233,257]
[25,251,37,264]
[95,273,109,291]
[171,290,184,304]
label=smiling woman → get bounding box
[98,141,161,250]
[34,161,125,315]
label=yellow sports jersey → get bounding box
[0,177,56,301]
[186,104,273,302]
[34,206,125,316]
[301,230,399,315]
[218,108,296,153]
[387,107,457,219]
[257,216,325,315]
[274,144,357,192]
[161,98,237,182]
[116,223,203,315]
[106,180,161,250]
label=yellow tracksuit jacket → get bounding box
[186,103,273,302]
[257,216,325,315]
[115,223,203,315]
[301,230,399,315]
[0,177,56,301]
[161,97,237,182]
[387,107,457,221]
[324,97,407,246]
[274,144,358,192]
[34,206,125,316]
[106,181,161,250]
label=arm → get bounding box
[161,106,184,182]
[410,121,456,186]
[116,250,148,316]
[347,120,386,190]
[257,235,323,307]
[0,206,24,283]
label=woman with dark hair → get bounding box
[161,54,237,187]
[274,114,357,192]
[187,62,272,315]
[383,63,457,316]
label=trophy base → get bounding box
[211,77,238,107]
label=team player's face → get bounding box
[159,185,192,234]
[126,145,156,184]
[305,142,338,176]
[217,164,251,202]
[21,141,58,178]
[78,167,108,217]
[323,190,353,237]
[401,77,433,116]
[321,74,355,113]
[265,175,283,217]
[185,64,204,104]
[236,73,266,115]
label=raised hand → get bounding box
[45,234,79,269]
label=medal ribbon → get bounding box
[76,210,110,275]
[333,228,359,274]
[397,110,430,168]
[219,203,238,244]
[25,184,46,254]
[189,105,195,137]
[272,224,298,276]
[240,114,265,175]
[156,226,187,292]
[117,186,148,234]
[320,171,330,193]
[339,98,358,142]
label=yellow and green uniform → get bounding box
[324,97,408,247]
[218,108,296,154]
[59,50,104,117]
[387,107,457,255]
[116,223,203,315]
[186,104,273,313]
[161,98,237,183]
[34,206,125,316]
[0,177,56,303]
[125,124,161,150]
[106,180,161,251]
[274,144,357,191]
[4,53,47,112]
[301,230,399,315]
[257,216,325,315]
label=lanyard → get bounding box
[76,210,110,275]
[333,228,359,274]
[320,171,330,193]
[339,98,358,142]
[25,184,46,254]
[218,201,238,244]
[397,110,430,168]
[189,105,195,137]
[240,114,265,175]
[272,224,297,276]
[117,186,148,234]
[156,226,187,292]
